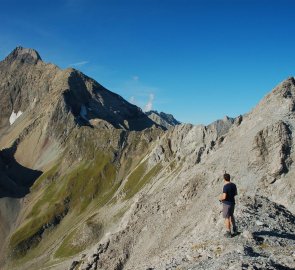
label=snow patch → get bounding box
[9,111,23,125]
[80,105,88,121]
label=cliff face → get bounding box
[0,48,294,270]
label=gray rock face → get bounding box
[146,110,181,129]
[249,120,292,179]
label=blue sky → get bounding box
[1,0,295,124]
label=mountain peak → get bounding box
[273,76,295,95]
[4,46,42,64]
[146,110,181,128]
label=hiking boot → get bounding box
[232,226,238,235]
[224,231,232,238]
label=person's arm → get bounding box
[219,193,227,201]
[219,185,227,201]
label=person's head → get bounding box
[223,173,231,182]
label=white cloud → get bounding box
[69,60,89,67]
[121,77,159,112]
[144,93,154,112]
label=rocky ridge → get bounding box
[70,195,295,270]
[66,78,295,270]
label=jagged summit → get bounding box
[274,76,295,96]
[146,110,181,129]
[4,46,42,64]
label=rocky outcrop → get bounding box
[250,120,292,180]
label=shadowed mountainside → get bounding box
[0,144,42,198]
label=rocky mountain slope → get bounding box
[67,79,295,270]
[0,47,294,270]
[145,110,181,129]
[0,47,162,267]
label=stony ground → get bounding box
[68,194,295,270]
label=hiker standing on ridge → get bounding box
[219,173,238,237]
